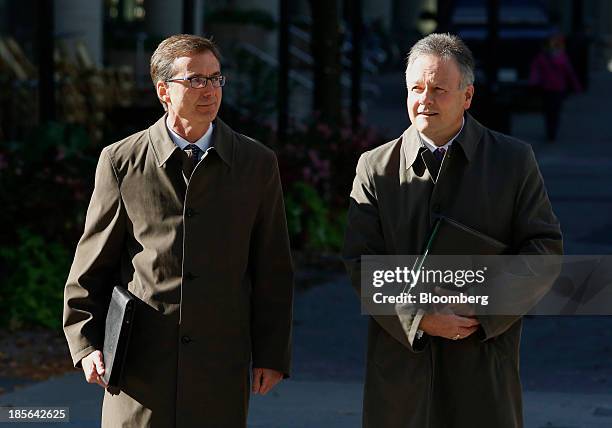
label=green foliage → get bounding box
[0,121,97,248]
[0,229,70,330]
[0,122,96,330]
[222,110,386,252]
[285,182,346,252]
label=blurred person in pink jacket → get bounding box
[530,32,582,144]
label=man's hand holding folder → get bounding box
[81,350,108,389]
[396,216,509,342]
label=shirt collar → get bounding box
[165,116,215,152]
[402,113,483,169]
[419,116,464,153]
[149,115,234,168]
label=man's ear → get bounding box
[156,80,171,106]
[464,85,474,110]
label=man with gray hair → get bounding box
[63,34,294,427]
[343,33,562,427]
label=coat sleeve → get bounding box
[478,145,563,340]
[342,153,427,353]
[63,148,126,367]
[249,153,294,377]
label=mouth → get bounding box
[418,112,438,117]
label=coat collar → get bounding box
[210,117,234,167]
[149,114,234,168]
[402,112,484,168]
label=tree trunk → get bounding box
[309,0,341,124]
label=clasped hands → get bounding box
[81,350,283,394]
[418,286,481,341]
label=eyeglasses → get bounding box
[165,75,226,89]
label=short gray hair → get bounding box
[406,33,475,88]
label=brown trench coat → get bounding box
[343,114,563,428]
[63,116,293,427]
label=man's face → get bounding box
[157,50,222,126]
[406,54,473,144]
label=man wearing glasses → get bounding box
[63,34,293,427]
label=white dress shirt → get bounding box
[165,117,215,163]
[418,116,465,154]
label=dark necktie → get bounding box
[182,144,202,180]
[434,147,446,163]
[428,147,446,182]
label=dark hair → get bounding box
[150,34,221,86]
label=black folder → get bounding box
[427,216,509,255]
[102,286,136,395]
[402,216,509,293]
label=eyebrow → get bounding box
[187,72,222,78]
[409,79,448,87]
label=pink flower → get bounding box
[315,123,332,139]
[55,147,66,161]
[302,167,312,180]
[308,150,324,168]
[319,160,331,179]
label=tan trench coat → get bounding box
[343,113,563,428]
[63,116,293,427]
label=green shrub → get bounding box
[0,229,70,330]
[0,122,97,249]
[285,181,346,252]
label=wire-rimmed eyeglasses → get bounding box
[165,75,226,89]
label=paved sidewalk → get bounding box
[2,374,612,427]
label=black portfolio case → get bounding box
[102,286,135,395]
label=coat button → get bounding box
[181,335,192,344]
[185,208,196,218]
[185,272,198,281]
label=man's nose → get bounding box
[201,89,214,97]
[201,82,216,94]
[418,89,433,105]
